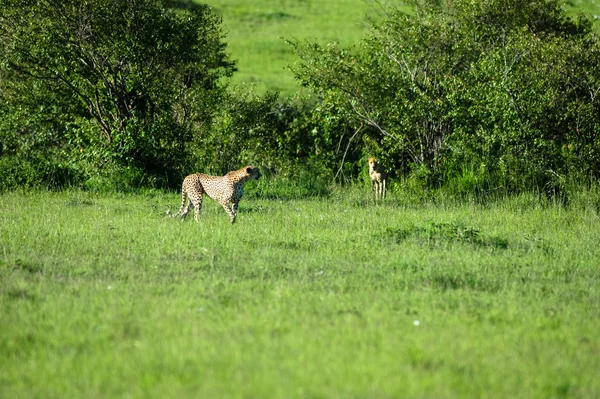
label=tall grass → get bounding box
[1,186,599,397]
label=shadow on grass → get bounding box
[169,0,209,11]
[10,259,45,275]
[382,221,510,250]
[429,272,502,293]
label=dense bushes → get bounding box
[0,0,359,193]
[1,0,234,188]
[2,0,600,196]
[191,88,363,186]
[291,0,600,194]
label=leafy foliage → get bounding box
[3,0,600,194]
[290,0,600,192]
[193,87,364,187]
[0,0,235,185]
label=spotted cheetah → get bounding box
[368,157,387,200]
[168,165,261,223]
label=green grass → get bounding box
[568,0,600,17]
[1,187,599,397]
[200,0,600,95]
[202,0,407,95]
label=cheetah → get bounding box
[368,157,387,200]
[168,165,261,224]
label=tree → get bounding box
[0,0,235,180]
[290,0,600,192]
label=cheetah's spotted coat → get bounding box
[169,165,261,223]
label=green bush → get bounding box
[0,0,234,183]
[290,0,600,193]
[82,166,159,193]
[0,155,81,191]
[190,88,363,188]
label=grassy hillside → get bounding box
[202,0,410,95]
[201,0,600,95]
[570,0,600,16]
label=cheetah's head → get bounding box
[246,165,262,180]
[368,157,378,168]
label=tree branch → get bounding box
[333,122,363,183]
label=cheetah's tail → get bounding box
[167,186,188,218]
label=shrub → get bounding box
[0,0,235,183]
[290,0,600,193]
[0,155,81,191]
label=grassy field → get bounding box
[1,187,599,397]
[201,0,409,95]
[200,0,600,95]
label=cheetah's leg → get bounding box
[371,180,377,201]
[232,202,239,222]
[221,202,236,224]
[382,179,386,199]
[180,198,193,221]
[189,192,204,222]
